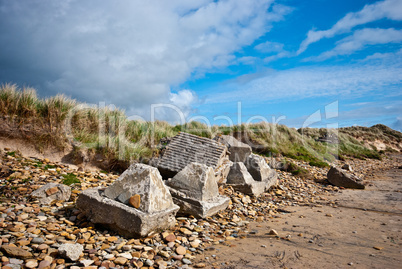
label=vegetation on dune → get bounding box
[1,84,398,170]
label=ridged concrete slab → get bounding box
[157,132,227,178]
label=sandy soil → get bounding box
[195,165,402,269]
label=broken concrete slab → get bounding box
[214,135,252,163]
[226,162,268,196]
[214,157,232,184]
[327,166,365,189]
[76,164,179,237]
[166,163,230,218]
[245,153,277,184]
[157,132,228,178]
[104,164,176,213]
[30,183,71,205]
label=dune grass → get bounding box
[1,84,394,169]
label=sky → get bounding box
[0,0,401,131]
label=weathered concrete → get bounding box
[214,157,232,184]
[157,132,228,178]
[76,164,179,237]
[245,154,276,182]
[327,166,365,189]
[166,163,230,218]
[30,183,71,205]
[77,188,179,237]
[214,135,252,163]
[226,162,268,196]
[104,164,175,213]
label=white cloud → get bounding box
[298,0,402,54]
[0,0,290,120]
[392,117,402,132]
[308,28,402,61]
[206,54,402,104]
[254,41,284,53]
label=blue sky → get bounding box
[0,0,401,130]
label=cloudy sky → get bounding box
[0,0,401,130]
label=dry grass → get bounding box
[1,84,396,170]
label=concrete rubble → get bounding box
[214,134,252,162]
[245,153,277,183]
[327,166,365,189]
[226,152,277,196]
[76,164,179,237]
[226,162,269,196]
[156,132,228,179]
[30,183,71,205]
[166,162,230,218]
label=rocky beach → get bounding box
[0,147,400,269]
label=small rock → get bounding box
[182,258,192,265]
[58,243,83,261]
[25,260,38,268]
[176,246,187,255]
[268,229,278,236]
[38,260,51,269]
[114,257,127,265]
[129,194,141,208]
[31,237,44,244]
[1,245,33,259]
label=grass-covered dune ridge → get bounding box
[1,84,400,170]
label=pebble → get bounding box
[0,150,397,269]
[176,245,187,255]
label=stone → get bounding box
[30,183,71,205]
[25,260,38,268]
[226,162,270,196]
[245,154,277,183]
[129,194,141,209]
[38,260,51,269]
[114,257,127,265]
[166,163,230,218]
[165,234,176,242]
[268,229,278,236]
[0,165,12,178]
[342,164,353,172]
[103,164,176,213]
[0,245,33,259]
[157,132,228,178]
[327,167,365,189]
[77,164,179,237]
[214,135,252,163]
[176,246,187,255]
[214,157,232,184]
[58,243,83,261]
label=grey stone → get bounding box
[245,154,274,182]
[77,164,179,237]
[214,157,232,184]
[166,163,230,218]
[4,264,20,269]
[30,183,71,205]
[9,258,23,265]
[104,164,176,213]
[157,132,228,178]
[214,135,252,163]
[58,243,83,261]
[226,162,267,196]
[342,164,353,172]
[327,167,365,189]
[30,237,44,244]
